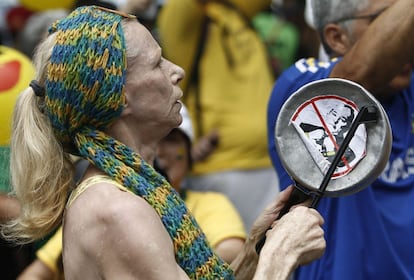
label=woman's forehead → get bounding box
[124,20,160,60]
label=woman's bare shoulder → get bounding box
[64,181,188,279]
[66,180,167,247]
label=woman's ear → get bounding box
[323,23,353,56]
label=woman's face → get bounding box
[121,20,185,138]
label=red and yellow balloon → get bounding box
[0,45,35,146]
[19,0,75,12]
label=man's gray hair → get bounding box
[311,0,370,55]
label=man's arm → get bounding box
[0,194,20,223]
[331,0,414,92]
[17,259,56,280]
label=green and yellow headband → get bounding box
[45,6,135,154]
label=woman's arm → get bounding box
[231,186,325,280]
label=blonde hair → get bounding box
[1,17,137,244]
[1,34,74,244]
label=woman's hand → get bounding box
[254,205,325,280]
[249,186,297,243]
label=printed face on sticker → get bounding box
[290,95,367,178]
[325,104,355,136]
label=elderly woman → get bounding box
[1,6,324,280]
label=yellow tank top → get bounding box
[66,175,132,209]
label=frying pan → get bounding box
[256,78,392,253]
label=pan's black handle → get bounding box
[255,185,311,254]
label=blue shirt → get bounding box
[267,58,414,280]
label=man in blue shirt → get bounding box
[267,0,414,279]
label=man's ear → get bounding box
[323,23,352,56]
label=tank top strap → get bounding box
[66,175,133,209]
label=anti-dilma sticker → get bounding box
[290,95,367,178]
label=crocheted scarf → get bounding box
[44,6,234,279]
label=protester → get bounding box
[1,6,325,279]
[18,105,246,279]
[267,0,414,279]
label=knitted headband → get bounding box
[45,6,134,154]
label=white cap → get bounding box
[178,104,194,142]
